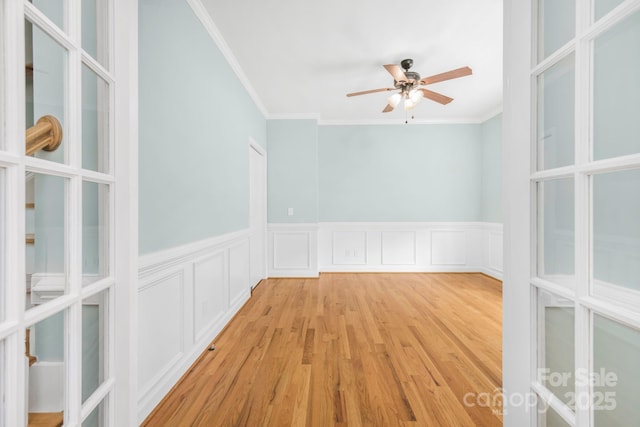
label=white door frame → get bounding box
[503,2,534,425]
[249,139,267,287]
[112,0,138,426]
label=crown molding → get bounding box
[317,117,487,126]
[478,105,503,123]
[186,0,269,118]
[267,113,321,121]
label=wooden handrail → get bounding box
[25,115,62,156]
[26,328,37,367]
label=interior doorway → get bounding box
[249,140,267,288]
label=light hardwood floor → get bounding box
[143,273,502,426]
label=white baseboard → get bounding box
[136,230,253,424]
[269,222,503,280]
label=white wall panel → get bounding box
[137,230,252,422]
[381,231,416,265]
[229,240,250,305]
[193,252,226,341]
[138,271,184,394]
[489,231,504,272]
[315,223,502,276]
[268,224,319,277]
[431,230,467,265]
[332,231,366,265]
[274,233,310,269]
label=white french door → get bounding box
[505,0,640,426]
[0,1,137,426]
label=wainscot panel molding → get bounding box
[270,222,503,279]
[137,230,252,423]
[484,223,504,279]
[268,224,319,277]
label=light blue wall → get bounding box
[318,124,485,222]
[139,0,266,254]
[267,120,318,223]
[481,114,502,222]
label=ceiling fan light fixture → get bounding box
[388,93,402,108]
[346,59,473,114]
[404,98,416,111]
[409,89,424,104]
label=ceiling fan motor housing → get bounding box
[400,58,414,70]
[396,59,420,87]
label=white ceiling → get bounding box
[200,0,503,124]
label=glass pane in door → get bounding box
[593,315,640,425]
[538,289,575,407]
[27,173,68,309]
[537,55,575,170]
[592,169,640,292]
[538,0,575,61]
[537,178,575,284]
[82,290,108,403]
[82,65,109,173]
[539,403,571,427]
[82,399,106,427]
[28,311,66,421]
[25,20,67,165]
[595,0,625,21]
[593,11,640,161]
[82,0,109,68]
[83,181,109,284]
[30,0,65,32]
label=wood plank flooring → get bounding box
[142,273,502,426]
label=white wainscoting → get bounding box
[270,222,503,279]
[137,229,252,423]
[268,224,319,277]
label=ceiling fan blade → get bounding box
[419,66,472,85]
[384,64,408,83]
[382,104,395,113]
[420,88,454,105]
[346,87,395,97]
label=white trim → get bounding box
[28,273,103,304]
[268,223,319,277]
[249,137,267,286]
[136,229,252,423]
[478,106,504,123]
[113,0,139,425]
[248,137,266,157]
[185,0,268,117]
[268,113,321,121]
[269,222,503,279]
[139,229,250,278]
[317,117,495,126]
[503,0,533,425]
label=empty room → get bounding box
[1,0,639,426]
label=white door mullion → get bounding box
[23,2,74,52]
[67,0,84,424]
[574,0,591,422]
[67,0,81,172]
[66,304,82,426]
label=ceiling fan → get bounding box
[346,59,472,113]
